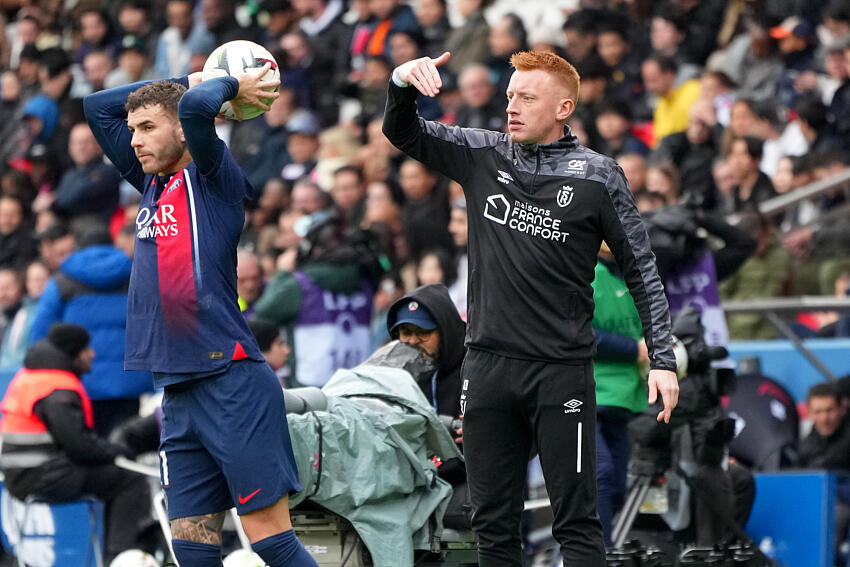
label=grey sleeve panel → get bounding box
[382,81,505,184]
[600,164,676,371]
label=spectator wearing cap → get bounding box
[594,99,649,159]
[641,53,701,146]
[387,284,469,524]
[0,323,151,563]
[447,196,468,319]
[49,123,120,224]
[35,221,74,273]
[455,64,505,132]
[443,0,492,76]
[771,16,818,108]
[387,284,465,419]
[29,223,152,436]
[281,117,319,183]
[0,195,37,270]
[255,213,375,387]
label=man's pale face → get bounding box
[398,323,440,358]
[809,395,843,438]
[127,104,187,175]
[505,70,574,145]
[69,124,102,166]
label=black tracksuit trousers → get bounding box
[461,348,605,566]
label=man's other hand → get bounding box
[648,368,679,423]
[394,52,451,98]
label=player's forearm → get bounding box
[178,76,238,174]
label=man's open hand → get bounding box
[232,62,280,120]
[394,52,451,98]
[648,368,679,423]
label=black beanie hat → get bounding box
[248,319,279,352]
[47,323,90,359]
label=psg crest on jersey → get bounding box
[557,185,574,208]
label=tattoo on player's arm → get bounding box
[170,512,226,544]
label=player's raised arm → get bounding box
[178,65,278,202]
[382,52,504,187]
[84,77,189,192]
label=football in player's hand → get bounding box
[202,40,279,121]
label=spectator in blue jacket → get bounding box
[29,223,152,435]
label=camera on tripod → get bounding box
[614,307,741,551]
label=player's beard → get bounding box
[144,131,187,175]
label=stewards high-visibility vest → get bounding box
[0,368,93,469]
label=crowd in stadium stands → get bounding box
[0,0,848,379]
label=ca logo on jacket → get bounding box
[557,186,574,208]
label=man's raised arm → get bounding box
[382,52,502,186]
[83,77,190,191]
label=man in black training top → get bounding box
[382,50,679,566]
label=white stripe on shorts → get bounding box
[576,422,582,474]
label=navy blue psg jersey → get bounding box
[84,76,264,385]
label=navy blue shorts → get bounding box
[158,359,302,519]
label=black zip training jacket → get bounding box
[383,81,676,371]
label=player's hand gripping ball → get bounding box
[202,40,280,121]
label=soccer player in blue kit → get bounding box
[84,68,318,566]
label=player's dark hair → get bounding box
[125,80,187,115]
[807,382,841,405]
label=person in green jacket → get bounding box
[592,242,649,546]
[253,213,377,388]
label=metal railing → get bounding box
[721,296,850,381]
[727,167,850,225]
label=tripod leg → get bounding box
[612,477,651,549]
